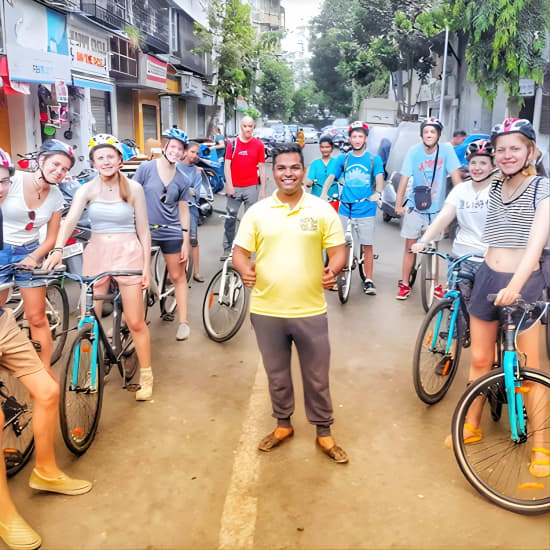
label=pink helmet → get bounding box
[0,148,14,176]
[490,118,536,143]
[465,139,494,161]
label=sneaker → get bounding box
[219,248,231,261]
[434,284,444,299]
[176,322,190,341]
[363,279,376,295]
[396,280,411,300]
[29,468,92,495]
[0,514,41,550]
[135,367,153,401]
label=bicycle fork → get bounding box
[72,315,100,394]
[502,327,527,443]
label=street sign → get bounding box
[519,78,535,97]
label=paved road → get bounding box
[8,144,550,549]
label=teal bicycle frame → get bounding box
[71,315,100,393]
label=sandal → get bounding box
[529,447,550,478]
[193,275,205,283]
[316,438,349,464]
[258,428,293,452]
[444,423,482,449]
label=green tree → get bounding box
[449,0,549,108]
[194,0,257,128]
[291,82,324,123]
[255,57,294,121]
[309,0,355,117]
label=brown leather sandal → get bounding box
[316,439,349,464]
[258,429,294,452]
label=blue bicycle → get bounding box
[451,296,550,514]
[412,250,479,404]
[58,269,143,455]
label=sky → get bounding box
[281,0,320,31]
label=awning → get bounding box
[72,76,113,93]
[0,57,30,95]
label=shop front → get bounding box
[4,0,71,156]
[67,16,114,173]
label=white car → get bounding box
[253,127,275,140]
[302,127,318,143]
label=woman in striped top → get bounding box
[458,118,550,478]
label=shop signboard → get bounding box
[138,54,167,90]
[4,0,71,83]
[68,22,110,78]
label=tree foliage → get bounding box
[194,0,257,118]
[255,57,295,121]
[449,0,549,107]
[291,82,324,123]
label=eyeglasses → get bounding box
[25,211,36,231]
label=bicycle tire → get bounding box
[545,288,550,360]
[412,299,463,404]
[452,368,550,514]
[47,281,69,365]
[358,246,366,282]
[337,246,353,304]
[186,255,194,284]
[202,268,248,342]
[420,253,437,312]
[59,326,104,455]
[159,265,177,318]
[1,374,34,477]
[409,256,418,288]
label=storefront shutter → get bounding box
[142,104,158,141]
[90,90,110,134]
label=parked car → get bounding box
[286,124,298,140]
[302,126,319,144]
[253,127,275,141]
[272,123,292,143]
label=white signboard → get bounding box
[69,24,109,77]
[4,0,71,83]
[519,78,535,97]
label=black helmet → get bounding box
[38,139,75,168]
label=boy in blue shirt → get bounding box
[395,117,462,300]
[305,136,339,209]
[321,121,385,295]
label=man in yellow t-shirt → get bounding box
[233,143,349,463]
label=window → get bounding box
[170,9,179,54]
[110,36,138,78]
[143,105,158,141]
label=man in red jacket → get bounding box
[221,116,266,260]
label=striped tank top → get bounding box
[483,176,549,248]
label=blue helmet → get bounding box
[162,127,188,146]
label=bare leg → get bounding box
[119,284,150,371]
[402,239,417,283]
[0,408,18,521]
[163,253,189,324]
[20,286,53,378]
[192,245,200,278]
[362,245,374,280]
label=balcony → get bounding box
[37,0,81,11]
[81,0,169,52]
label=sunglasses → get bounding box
[25,211,36,231]
[160,189,168,204]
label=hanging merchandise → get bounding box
[40,112,50,124]
[55,79,68,103]
[48,104,61,127]
[60,105,68,124]
[43,125,57,136]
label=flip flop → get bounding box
[258,429,293,452]
[316,439,349,464]
[529,447,550,478]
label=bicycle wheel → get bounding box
[202,267,249,342]
[420,253,438,312]
[59,326,104,455]
[1,374,34,477]
[409,255,418,288]
[544,288,550,360]
[412,299,463,404]
[186,255,194,284]
[337,245,353,304]
[452,368,550,514]
[46,281,69,365]
[358,246,366,282]
[159,265,177,319]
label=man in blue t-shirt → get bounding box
[321,121,385,295]
[395,117,462,300]
[304,135,339,200]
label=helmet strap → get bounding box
[470,168,498,183]
[162,148,176,165]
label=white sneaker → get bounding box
[135,367,153,401]
[176,322,190,341]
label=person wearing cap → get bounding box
[445,119,550,477]
[132,128,193,341]
[44,134,154,401]
[411,139,499,299]
[0,139,74,376]
[304,135,339,210]
[394,117,462,300]
[0,148,91,550]
[321,121,385,296]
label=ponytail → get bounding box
[119,172,132,203]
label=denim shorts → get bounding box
[469,262,545,330]
[0,241,45,288]
[151,238,183,255]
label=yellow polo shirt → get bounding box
[234,190,345,318]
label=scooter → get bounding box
[197,147,225,194]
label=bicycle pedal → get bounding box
[123,382,141,393]
[161,312,175,322]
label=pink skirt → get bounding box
[82,233,144,293]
